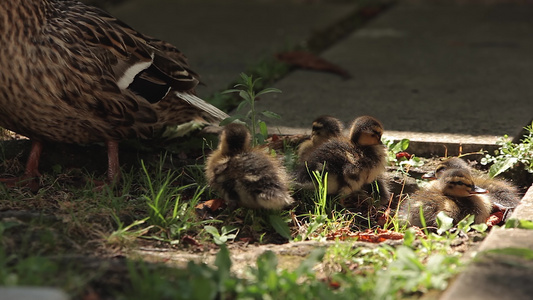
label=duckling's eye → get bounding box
[449,180,465,186]
[449,180,475,189]
[436,166,446,173]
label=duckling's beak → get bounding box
[422,171,437,180]
[470,185,489,194]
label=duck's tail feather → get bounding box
[175,91,229,122]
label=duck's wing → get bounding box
[42,1,227,126]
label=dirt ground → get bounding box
[0,134,530,298]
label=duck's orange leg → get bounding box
[0,140,43,191]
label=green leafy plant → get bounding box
[481,121,533,177]
[268,213,292,240]
[374,245,461,299]
[383,138,424,171]
[505,218,533,229]
[220,73,282,146]
[204,225,239,245]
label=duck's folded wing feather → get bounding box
[44,1,225,121]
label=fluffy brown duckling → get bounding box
[205,123,294,210]
[297,115,344,163]
[423,157,521,211]
[0,0,228,188]
[296,116,387,197]
[401,168,492,228]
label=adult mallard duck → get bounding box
[400,168,492,229]
[0,0,228,187]
[205,123,294,210]
[296,115,388,197]
[423,157,521,212]
[297,115,344,164]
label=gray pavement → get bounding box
[256,1,533,144]
[106,0,358,97]
[108,0,533,146]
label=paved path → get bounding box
[108,0,533,145]
[107,0,358,97]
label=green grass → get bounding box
[0,100,493,300]
[0,128,501,300]
[0,158,489,300]
[481,120,533,177]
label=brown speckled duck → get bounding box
[297,115,344,163]
[205,123,294,210]
[401,168,492,229]
[296,115,387,196]
[0,0,228,187]
[423,157,521,211]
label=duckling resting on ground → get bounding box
[205,123,294,210]
[296,116,388,198]
[423,157,521,213]
[0,0,228,189]
[297,115,344,163]
[400,168,492,229]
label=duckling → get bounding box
[0,0,229,188]
[423,157,521,211]
[205,123,294,210]
[401,168,492,228]
[296,116,387,197]
[297,115,344,163]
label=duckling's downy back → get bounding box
[205,123,293,210]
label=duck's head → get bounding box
[440,169,488,197]
[348,116,383,147]
[311,115,344,142]
[422,157,469,180]
[219,123,251,156]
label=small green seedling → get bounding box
[204,225,238,245]
[481,121,533,177]
[220,73,281,146]
[383,138,423,172]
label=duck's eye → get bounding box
[436,166,446,173]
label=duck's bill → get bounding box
[422,171,437,180]
[470,185,489,194]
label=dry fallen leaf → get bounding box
[195,198,226,212]
[486,211,505,227]
[275,51,351,79]
[326,228,405,243]
[181,235,202,247]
